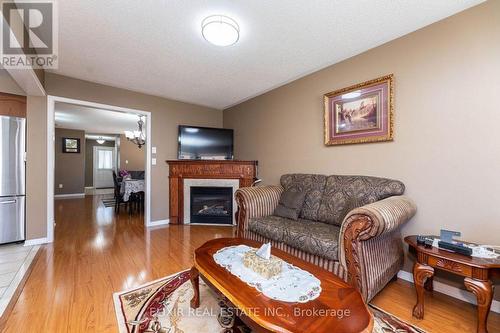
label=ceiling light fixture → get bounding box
[124,116,146,149]
[201,15,240,47]
[96,137,106,145]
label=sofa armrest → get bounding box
[339,196,417,300]
[341,196,417,242]
[235,185,284,237]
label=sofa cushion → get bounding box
[318,175,405,226]
[248,215,288,242]
[248,216,340,261]
[283,220,340,261]
[280,174,327,221]
[273,189,306,220]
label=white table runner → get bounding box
[213,245,321,303]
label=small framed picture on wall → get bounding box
[324,74,394,145]
[62,137,80,153]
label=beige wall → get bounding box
[26,96,48,239]
[45,73,222,222]
[224,2,500,294]
[119,134,146,171]
[54,128,86,195]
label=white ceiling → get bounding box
[85,134,117,141]
[50,0,484,109]
[54,102,141,134]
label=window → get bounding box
[98,150,113,169]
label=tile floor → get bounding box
[0,243,40,318]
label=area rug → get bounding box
[113,270,425,333]
[101,197,116,208]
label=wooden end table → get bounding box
[405,235,500,333]
[190,237,373,333]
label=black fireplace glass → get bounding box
[190,186,233,224]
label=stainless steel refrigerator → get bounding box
[0,115,25,244]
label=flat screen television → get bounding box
[178,125,234,160]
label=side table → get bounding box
[405,235,500,333]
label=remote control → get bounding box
[438,241,472,256]
[417,236,434,248]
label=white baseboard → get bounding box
[147,219,170,227]
[54,193,85,199]
[397,270,500,314]
[24,237,50,246]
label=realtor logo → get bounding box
[1,1,58,69]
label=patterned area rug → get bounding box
[102,197,116,208]
[113,270,425,333]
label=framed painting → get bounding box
[324,74,394,145]
[62,137,80,153]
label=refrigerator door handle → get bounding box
[0,199,17,204]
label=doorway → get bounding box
[46,96,152,243]
[93,146,115,189]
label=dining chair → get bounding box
[112,171,127,213]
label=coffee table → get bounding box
[190,238,373,333]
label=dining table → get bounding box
[120,179,145,202]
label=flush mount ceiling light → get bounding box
[201,15,240,46]
[96,137,106,145]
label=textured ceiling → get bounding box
[49,0,484,109]
[54,102,140,134]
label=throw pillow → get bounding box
[273,190,306,220]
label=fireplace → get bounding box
[167,160,257,224]
[190,186,233,225]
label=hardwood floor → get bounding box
[372,279,500,333]
[1,194,499,332]
[1,195,234,332]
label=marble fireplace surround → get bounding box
[183,178,239,225]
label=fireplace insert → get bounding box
[190,186,233,224]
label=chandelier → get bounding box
[124,116,146,149]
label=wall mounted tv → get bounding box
[178,125,234,160]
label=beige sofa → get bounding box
[235,174,417,301]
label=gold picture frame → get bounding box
[324,74,394,145]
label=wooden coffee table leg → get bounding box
[424,276,434,292]
[190,266,200,309]
[412,262,434,319]
[464,278,493,333]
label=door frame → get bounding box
[92,146,115,189]
[47,95,153,243]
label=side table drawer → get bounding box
[428,257,472,276]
